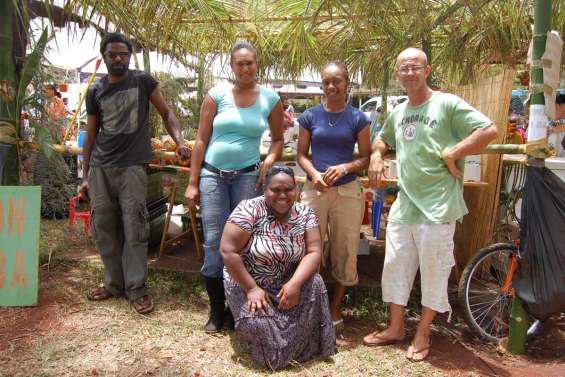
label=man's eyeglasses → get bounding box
[104,51,131,60]
[397,65,426,75]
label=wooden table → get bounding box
[149,161,488,262]
[148,164,202,261]
[294,175,489,188]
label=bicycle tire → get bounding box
[458,243,520,343]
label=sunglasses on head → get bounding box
[266,165,295,178]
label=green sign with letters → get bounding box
[0,186,41,306]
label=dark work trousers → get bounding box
[89,165,149,301]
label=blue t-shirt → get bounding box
[298,104,370,186]
[203,85,279,175]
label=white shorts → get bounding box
[381,222,456,313]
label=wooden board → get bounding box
[0,186,41,306]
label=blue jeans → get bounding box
[199,174,262,278]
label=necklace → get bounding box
[324,103,348,127]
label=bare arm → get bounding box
[220,223,256,291]
[149,86,190,162]
[442,123,499,178]
[368,136,389,188]
[220,222,271,315]
[286,227,321,287]
[296,127,329,192]
[79,114,99,196]
[322,124,371,186]
[185,94,216,209]
[277,226,322,310]
[256,100,284,190]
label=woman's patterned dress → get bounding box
[224,196,336,370]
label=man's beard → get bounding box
[108,62,128,77]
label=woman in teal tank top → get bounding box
[185,41,284,333]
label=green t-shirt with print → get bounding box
[380,92,491,224]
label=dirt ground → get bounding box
[0,222,564,377]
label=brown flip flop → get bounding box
[131,295,154,315]
[87,286,120,301]
[406,340,431,362]
[363,332,405,347]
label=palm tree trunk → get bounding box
[0,0,20,185]
[143,47,151,74]
[422,38,433,87]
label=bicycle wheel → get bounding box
[458,243,519,343]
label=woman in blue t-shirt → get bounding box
[185,41,284,333]
[297,62,371,332]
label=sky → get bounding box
[33,22,197,77]
[26,7,338,109]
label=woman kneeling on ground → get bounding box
[220,166,336,370]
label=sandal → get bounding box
[363,331,405,347]
[131,295,154,314]
[332,318,345,333]
[406,339,431,362]
[87,286,119,301]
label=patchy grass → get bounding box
[2,219,563,377]
[2,261,443,377]
[38,219,68,267]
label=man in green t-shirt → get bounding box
[363,48,498,361]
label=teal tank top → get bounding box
[202,85,279,176]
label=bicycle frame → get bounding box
[501,253,518,295]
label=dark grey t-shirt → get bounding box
[86,70,158,167]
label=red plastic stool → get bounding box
[68,195,90,239]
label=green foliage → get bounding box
[149,64,213,138]
[56,0,560,109]
[149,72,197,138]
[24,62,60,158]
[16,28,48,113]
[32,124,55,159]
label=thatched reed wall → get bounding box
[448,69,515,279]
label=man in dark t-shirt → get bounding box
[81,33,190,314]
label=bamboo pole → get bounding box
[62,59,102,142]
[24,141,549,160]
[481,139,550,158]
[507,0,552,356]
[179,15,355,24]
[508,294,529,354]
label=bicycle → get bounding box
[457,162,543,343]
